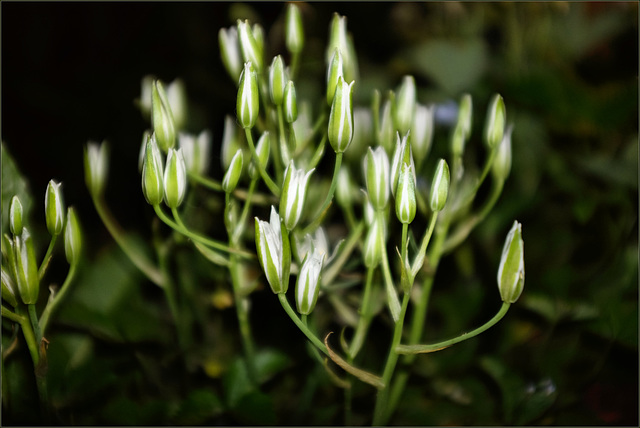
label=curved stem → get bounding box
[245,129,281,197]
[39,263,78,336]
[396,302,511,354]
[186,170,223,192]
[92,195,164,286]
[302,152,342,235]
[277,293,328,356]
[38,235,58,281]
[233,178,259,243]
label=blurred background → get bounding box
[2,2,637,425]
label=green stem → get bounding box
[245,129,281,197]
[275,105,286,180]
[401,223,408,264]
[396,302,511,354]
[186,170,223,192]
[302,152,343,235]
[372,291,412,425]
[156,239,186,351]
[92,195,164,286]
[37,235,58,281]
[348,266,375,359]
[233,178,259,243]
[28,304,42,344]
[39,263,78,336]
[153,204,254,259]
[277,293,328,357]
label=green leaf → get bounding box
[222,357,254,408]
[254,348,291,385]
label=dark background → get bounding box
[2,2,638,425]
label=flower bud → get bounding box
[237,20,263,73]
[269,55,287,106]
[9,196,23,236]
[142,135,164,205]
[152,80,176,152]
[484,93,506,149]
[326,13,358,83]
[412,103,435,168]
[280,161,314,231]
[255,206,291,294]
[283,80,298,123]
[377,97,395,153]
[163,148,187,209]
[221,115,242,170]
[64,206,82,266]
[492,124,514,182]
[328,76,355,153]
[249,131,271,180]
[237,62,259,129]
[285,3,304,55]
[326,48,344,106]
[457,93,473,139]
[84,141,109,197]
[450,121,467,159]
[252,23,265,64]
[394,75,416,135]
[364,146,390,211]
[222,149,243,193]
[1,266,18,308]
[497,220,525,303]
[395,163,417,224]
[363,216,384,268]
[13,229,39,305]
[179,129,212,176]
[219,27,242,82]
[430,159,450,212]
[390,132,416,198]
[296,248,324,315]
[45,180,65,236]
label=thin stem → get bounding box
[39,263,78,336]
[156,240,185,350]
[245,129,281,197]
[348,266,375,359]
[275,105,286,181]
[396,302,511,354]
[233,178,259,243]
[302,152,343,235]
[401,223,408,265]
[372,291,412,425]
[28,304,42,344]
[37,235,58,281]
[186,170,223,192]
[153,204,254,259]
[3,306,39,373]
[277,293,328,356]
[92,195,164,286]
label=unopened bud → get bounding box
[142,135,164,205]
[296,248,324,315]
[45,180,65,236]
[394,75,416,134]
[326,48,344,106]
[285,3,304,55]
[457,93,473,139]
[179,129,212,176]
[237,62,259,129]
[222,149,244,193]
[395,163,417,224]
[255,206,291,294]
[219,27,242,82]
[390,132,416,198]
[492,124,514,182]
[280,161,314,231]
[283,80,298,123]
[163,148,187,209]
[364,146,390,210]
[1,266,18,308]
[429,159,450,212]
[13,229,39,305]
[64,206,82,266]
[328,76,355,153]
[363,216,384,268]
[9,196,23,236]
[412,104,435,168]
[237,20,263,73]
[497,220,525,303]
[269,55,287,106]
[152,80,176,152]
[485,93,506,149]
[84,141,109,197]
[249,131,270,180]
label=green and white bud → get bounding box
[280,161,314,231]
[221,115,242,170]
[167,78,187,131]
[237,20,263,73]
[179,129,212,176]
[283,80,298,123]
[430,159,450,212]
[412,103,435,168]
[222,149,244,193]
[64,206,82,266]
[328,76,355,153]
[451,121,467,159]
[84,141,109,197]
[219,27,242,82]
[237,62,259,129]
[335,167,353,209]
[152,80,176,152]
[364,146,390,211]
[492,124,514,182]
[45,180,65,236]
[395,163,417,224]
[326,48,344,106]
[326,13,358,83]
[294,228,329,265]
[484,93,506,149]
[285,3,304,55]
[1,266,18,308]
[497,220,525,303]
[457,93,473,139]
[363,216,384,268]
[269,55,287,106]
[163,148,187,209]
[296,247,324,315]
[390,132,416,198]
[377,98,395,153]
[255,206,291,294]
[13,229,39,305]
[141,135,164,205]
[394,75,416,135]
[9,196,23,236]
[252,23,265,63]
[249,131,270,180]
